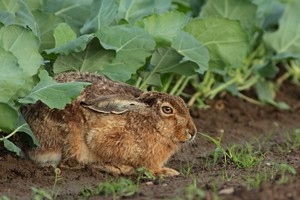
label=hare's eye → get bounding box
[162,106,173,114]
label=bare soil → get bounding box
[1,83,300,200]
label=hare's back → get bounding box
[54,72,143,98]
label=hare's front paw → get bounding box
[153,167,180,177]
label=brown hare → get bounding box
[21,72,197,177]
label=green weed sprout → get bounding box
[277,163,297,184]
[200,132,263,168]
[199,132,231,165]
[180,161,194,177]
[175,179,206,200]
[31,167,63,200]
[80,178,138,200]
[0,196,10,200]
[136,167,156,181]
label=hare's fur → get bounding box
[21,72,197,177]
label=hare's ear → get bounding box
[80,95,145,114]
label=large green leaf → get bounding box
[200,0,257,33]
[53,39,115,74]
[171,31,209,73]
[264,0,300,56]
[0,102,18,131]
[150,48,183,73]
[138,11,189,45]
[141,48,198,87]
[80,0,118,34]
[53,23,76,47]
[96,24,156,81]
[45,34,94,55]
[154,0,172,14]
[0,47,34,102]
[32,10,63,51]
[252,0,283,29]
[18,70,91,109]
[0,25,43,76]
[185,18,249,70]
[0,0,39,36]
[100,60,142,82]
[116,0,154,24]
[42,0,92,34]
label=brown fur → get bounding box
[21,72,197,177]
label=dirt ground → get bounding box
[1,83,300,200]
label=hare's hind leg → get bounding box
[90,163,135,176]
[27,149,62,167]
[151,167,180,177]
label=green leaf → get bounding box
[138,11,189,45]
[45,34,94,55]
[0,47,34,102]
[3,138,21,156]
[100,60,142,82]
[141,48,198,87]
[171,31,209,73]
[153,0,172,14]
[185,17,249,69]
[0,0,39,36]
[53,39,115,74]
[116,0,154,24]
[150,48,183,73]
[252,0,283,29]
[80,0,118,34]
[0,103,18,131]
[255,80,275,102]
[54,23,76,47]
[0,25,43,76]
[96,24,156,81]
[264,0,300,56]
[32,10,63,51]
[200,0,257,33]
[255,80,290,109]
[42,0,92,34]
[18,70,91,109]
[17,114,38,146]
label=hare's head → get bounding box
[81,91,197,144]
[139,92,197,144]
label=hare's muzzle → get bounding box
[185,129,196,142]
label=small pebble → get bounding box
[218,187,234,195]
[145,181,153,186]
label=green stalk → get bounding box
[139,70,157,90]
[170,76,186,95]
[161,74,175,93]
[175,76,191,96]
[0,124,26,141]
[134,77,143,88]
[237,76,259,91]
[206,77,237,99]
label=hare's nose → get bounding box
[186,129,196,141]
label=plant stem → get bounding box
[134,77,143,88]
[139,70,156,90]
[161,74,175,93]
[0,124,26,142]
[170,76,186,95]
[206,78,237,99]
[238,93,264,106]
[175,76,191,96]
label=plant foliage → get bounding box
[0,0,300,153]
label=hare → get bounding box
[21,72,197,177]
